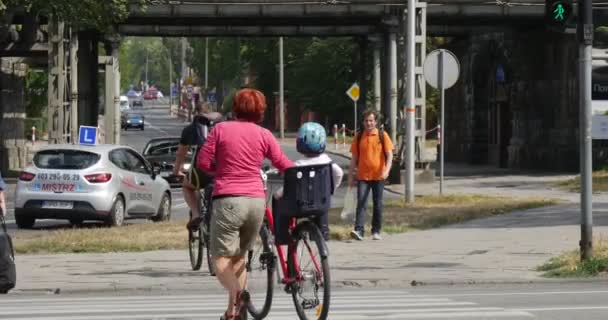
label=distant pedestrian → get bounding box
[348,109,394,241]
[0,171,6,216]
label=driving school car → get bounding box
[14,144,172,228]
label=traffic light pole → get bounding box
[579,0,593,261]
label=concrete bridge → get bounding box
[0,0,605,173]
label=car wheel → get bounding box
[106,195,125,227]
[151,193,171,222]
[15,215,35,229]
[141,126,144,131]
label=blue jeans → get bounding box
[354,180,384,236]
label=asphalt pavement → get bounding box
[6,102,608,301]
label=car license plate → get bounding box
[42,201,73,210]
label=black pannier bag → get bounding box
[273,163,334,244]
[0,214,16,294]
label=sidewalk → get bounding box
[10,141,608,294]
[14,201,608,294]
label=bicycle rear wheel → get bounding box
[203,215,215,276]
[246,224,275,319]
[288,221,331,320]
[188,210,203,271]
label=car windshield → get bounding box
[143,139,179,155]
[34,149,101,169]
[128,114,143,120]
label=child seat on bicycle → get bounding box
[273,163,334,244]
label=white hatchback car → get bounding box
[14,144,172,228]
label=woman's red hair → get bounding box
[232,88,266,122]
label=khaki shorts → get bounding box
[210,196,265,257]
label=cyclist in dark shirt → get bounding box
[173,102,222,230]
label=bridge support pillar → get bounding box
[388,32,398,143]
[78,30,99,127]
[372,36,382,113]
[0,58,28,174]
[103,36,121,145]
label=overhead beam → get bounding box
[118,24,382,36]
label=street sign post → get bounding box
[424,49,460,195]
[78,126,97,145]
[346,83,360,133]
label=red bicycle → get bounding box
[245,166,331,320]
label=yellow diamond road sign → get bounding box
[346,83,360,102]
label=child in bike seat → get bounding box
[274,122,343,241]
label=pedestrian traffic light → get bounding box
[545,0,574,31]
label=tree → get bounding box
[2,0,150,32]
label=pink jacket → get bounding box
[197,121,293,198]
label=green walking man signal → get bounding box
[545,0,574,31]
[553,3,566,21]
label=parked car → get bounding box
[14,144,172,228]
[142,137,193,187]
[119,95,130,112]
[121,113,145,130]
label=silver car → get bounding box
[14,144,172,228]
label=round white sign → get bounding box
[423,49,460,89]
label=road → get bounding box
[3,100,365,230]
[2,283,608,319]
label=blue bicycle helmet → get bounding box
[296,122,326,155]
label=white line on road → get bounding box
[434,289,608,298]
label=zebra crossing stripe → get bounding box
[0,291,534,320]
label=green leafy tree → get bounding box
[2,0,150,31]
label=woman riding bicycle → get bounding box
[196,88,293,320]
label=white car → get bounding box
[14,144,172,228]
[120,95,130,112]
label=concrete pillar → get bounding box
[0,58,28,173]
[78,30,99,127]
[372,37,382,112]
[359,37,368,119]
[69,31,78,143]
[104,37,121,145]
[388,33,398,143]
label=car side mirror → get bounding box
[153,165,162,176]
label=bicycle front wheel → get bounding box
[246,224,275,319]
[288,221,331,320]
[188,210,203,271]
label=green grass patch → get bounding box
[557,170,608,192]
[14,221,189,254]
[328,194,559,240]
[14,194,559,254]
[538,240,608,277]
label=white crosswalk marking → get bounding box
[0,290,534,320]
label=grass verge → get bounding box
[537,240,608,277]
[14,222,189,254]
[13,194,559,254]
[328,194,559,240]
[557,170,608,192]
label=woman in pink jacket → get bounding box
[196,88,293,320]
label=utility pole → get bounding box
[579,0,593,261]
[279,37,285,140]
[205,37,209,90]
[168,53,173,107]
[145,50,149,88]
[405,0,416,203]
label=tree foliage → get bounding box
[119,37,176,93]
[2,0,150,31]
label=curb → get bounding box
[11,277,608,295]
